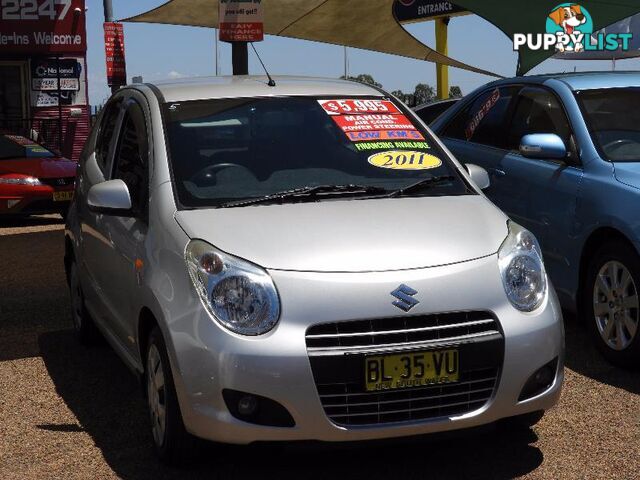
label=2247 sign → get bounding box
[219,0,263,42]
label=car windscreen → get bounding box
[0,135,55,160]
[577,87,640,162]
[163,96,471,208]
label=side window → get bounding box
[112,100,149,218]
[507,88,572,152]
[443,87,518,149]
[94,99,122,172]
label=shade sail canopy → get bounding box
[122,0,501,78]
[451,0,640,75]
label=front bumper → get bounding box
[165,253,564,445]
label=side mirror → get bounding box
[465,163,490,190]
[87,179,132,215]
[520,133,567,160]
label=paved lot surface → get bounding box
[0,216,638,479]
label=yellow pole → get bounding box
[435,17,449,100]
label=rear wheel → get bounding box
[69,262,101,345]
[584,241,640,368]
[146,327,199,465]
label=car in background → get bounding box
[413,98,460,125]
[64,76,563,464]
[431,72,640,368]
[0,134,76,217]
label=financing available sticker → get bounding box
[513,3,633,53]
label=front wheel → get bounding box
[146,327,199,465]
[584,241,640,369]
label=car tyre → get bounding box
[69,262,101,345]
[584,241,640,369]
[146,327,200,465]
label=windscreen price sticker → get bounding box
[318,99,401,115]
[333,113,416,133]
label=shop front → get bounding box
[0,0,89,160]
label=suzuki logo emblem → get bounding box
[391,284,419,312]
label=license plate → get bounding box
[365,349,459,392]
[53,191,73,202]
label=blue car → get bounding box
[431,72,640,367]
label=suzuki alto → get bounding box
[64,76,564,464]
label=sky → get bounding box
[85,0,640,106]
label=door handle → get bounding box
[489,168,506,177]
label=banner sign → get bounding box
[394,0,467,23]
[104,22,126,87]
[30,57,86,107]
[219,0,263,42]
[0,0,86,53]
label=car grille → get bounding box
[305,311,503,427]
[306,310,501,354]
[39,177,75,187]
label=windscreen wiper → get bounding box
[217,184,389,208]
[386,175,457,198]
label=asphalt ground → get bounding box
[0,215,638,479]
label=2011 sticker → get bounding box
[368,151,442,170]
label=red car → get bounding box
[0,135,77,217]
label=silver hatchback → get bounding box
[65,76,564,464]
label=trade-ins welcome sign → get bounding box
[0,0,86,53]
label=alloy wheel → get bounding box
[593,260,639,351]
[147,344,167,447]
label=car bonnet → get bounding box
[175,195,509,273]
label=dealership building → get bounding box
[0,0,89,160]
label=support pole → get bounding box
[232,42,249,75]
[435,17,449,100]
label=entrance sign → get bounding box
[219,0,263,42]
[394,0,467,23]
[104,22,127,87]
[0,0,86,53]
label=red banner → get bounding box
[0,0,86,54]
[104,22,126,87]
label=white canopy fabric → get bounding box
[122,0,502,78]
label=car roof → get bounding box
[487,71,640,92]
[142,75,385,103]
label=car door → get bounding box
[98,96,151,355]
[495,86,584,279]
[438,86,520,209]
[79,96,124,326]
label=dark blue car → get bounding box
[431,72,640,367]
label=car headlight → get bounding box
[0,176,42,185]
[498,221,547,312]
[185,239,280,336]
